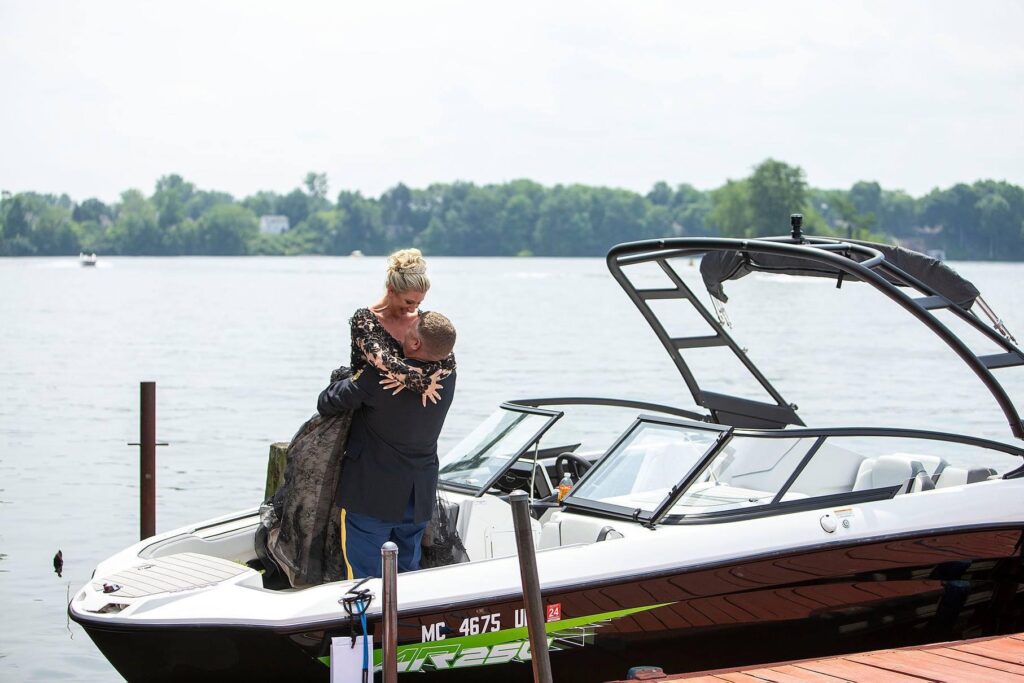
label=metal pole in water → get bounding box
[139,381,156,541]
[381,541,399,683]
[509,490,553,683]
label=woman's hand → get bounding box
[379,373,407,395]
[420,369,445,407]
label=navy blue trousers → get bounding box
[341,496,427,579]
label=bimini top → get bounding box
[701,239,980,310]
[606,227,1024,439]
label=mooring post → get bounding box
[381,541,399,683]
[509,490,553,683]
[139,381,156,541]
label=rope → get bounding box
[341,579,374,683]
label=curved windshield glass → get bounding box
[669,436,814,515]
[438,409,555,490]
[570,422,721,514]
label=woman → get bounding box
[348,248,456,402]
[262,249,455,587]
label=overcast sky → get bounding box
[2,1,1022,204]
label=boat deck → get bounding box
[611,632,1024,682]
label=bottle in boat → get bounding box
[557,472,574,502]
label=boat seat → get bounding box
[934,466,999,488]
[852,455,926,494]
[539,514,627,549]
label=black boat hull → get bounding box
[73,526,1024,682]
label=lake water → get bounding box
[1,255,1023,681]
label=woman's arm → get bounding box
[379,354,456,405]
[350,309,455,404]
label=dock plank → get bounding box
[929,647,1024,676]
[852,649,1015,682]
[753,664,848,681]
[955,638,1024,664]
[794,657,921,681]
[606,633,1024,682]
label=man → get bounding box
[318,311,457,579]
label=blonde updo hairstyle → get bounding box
[385,248,431,294]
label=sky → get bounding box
[1,1,1022,204]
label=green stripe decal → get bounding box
[318,601,673,668]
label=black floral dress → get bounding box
[348,307,456,395]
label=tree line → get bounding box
[2,160,1022,259]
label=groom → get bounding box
[317,311,457,579]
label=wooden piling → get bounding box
[140,381,156,540]
[264,442,289,499]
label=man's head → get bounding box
[404,311,456,362]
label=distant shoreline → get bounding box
[4,165,1022,260]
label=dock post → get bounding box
[510,490,553,683]
[139,381,156,541]
[381,541,399,683]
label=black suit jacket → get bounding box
[317,362,456,523]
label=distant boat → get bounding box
[79,252,98,267]
[349,249,364,257]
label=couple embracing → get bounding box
[262,249,458,586]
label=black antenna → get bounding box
[790,213,803,241]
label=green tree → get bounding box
[184,190,234,220]
[1,194,32,242]
[499,194,538,255]
[278,189,311,229]
[646,181,673,206]
[304,172,330,211]
[336,191,384,254]
[108,190,162,254]
[747,159,807,234]
[241,191,279,218]
[671,184,711,236]
[534,185,593,255]
[707,179,752,237]
[32,204,80,254]
[152,174,195,230]
[195,204,258,255]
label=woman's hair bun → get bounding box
[385,248,431,292]
[388,248,427,275]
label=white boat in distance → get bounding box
[79,252,98,266]
[70,225,1024,682]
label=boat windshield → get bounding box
[569,419,1024,522]
[438,408,557,490]
[570,422,722,515]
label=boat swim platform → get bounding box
[608,632,1024,682]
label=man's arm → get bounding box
[317,370,376,416]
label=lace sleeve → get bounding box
[350,309,456,396]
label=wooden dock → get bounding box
[610,633,1024,682]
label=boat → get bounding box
[80,252,98,266]
[70,222,1024,682]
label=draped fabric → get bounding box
[264,368,353,587]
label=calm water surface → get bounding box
[1,255,1022,681]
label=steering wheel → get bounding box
[555,453,592,480]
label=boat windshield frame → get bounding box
[437,398,703,498]
[437,402,563,496]
[563,417,1024,526]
